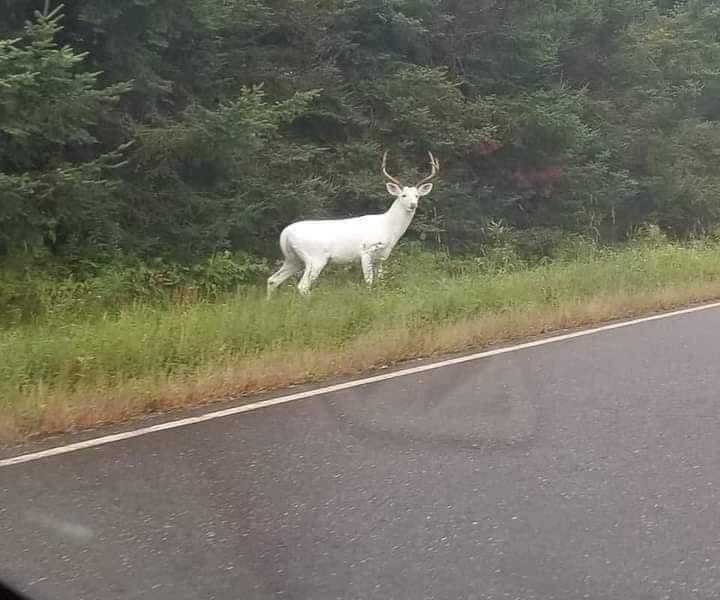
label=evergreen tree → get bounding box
[0,6,129,258]
[3,0,720,266]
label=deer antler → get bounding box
[381,151,402,186]
[416,151,440,186]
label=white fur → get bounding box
[267,182,434,296]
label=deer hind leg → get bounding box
[297,259,327,296]
[267,260,302,298]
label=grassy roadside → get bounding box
[3,242,720,443]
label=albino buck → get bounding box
[267,151,440,297]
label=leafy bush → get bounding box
[0,252,269,326]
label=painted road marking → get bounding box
[2,301,720,468]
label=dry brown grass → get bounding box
[4,278,719,445]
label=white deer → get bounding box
[267,151,440,297]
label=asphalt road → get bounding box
[2,307,720,600]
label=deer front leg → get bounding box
[360,252,374,286]
[375,260,385,281]
[362,242,387,286]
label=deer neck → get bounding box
[382,198,416,246]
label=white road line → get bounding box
[2,300,720,468]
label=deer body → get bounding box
[267,152,439,297]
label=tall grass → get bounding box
[2,241,720,442]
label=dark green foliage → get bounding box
[2,0,720,268]
[0,7,130,258]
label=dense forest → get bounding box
[2,0,720,271]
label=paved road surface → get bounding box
[2,307,720,600]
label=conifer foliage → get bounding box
[2,1,720,265]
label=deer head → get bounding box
[382,151,440,212]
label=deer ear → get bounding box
[386,182,402,196]
[417,183,433,196]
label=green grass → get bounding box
[3,241,720,442]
